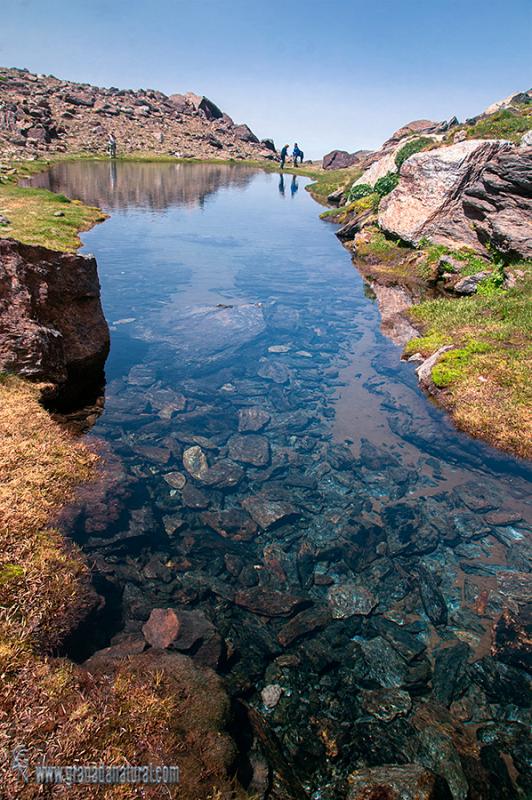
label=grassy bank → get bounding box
[404,261,532,457]
[347,224,532,458]
[0,159,106,251]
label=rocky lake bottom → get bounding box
[31,162,532,799]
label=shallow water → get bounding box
[32,162,531,798]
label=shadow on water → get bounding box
[35,161,532,798]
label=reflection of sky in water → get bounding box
[37,162,531,797]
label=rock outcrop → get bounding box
[322,149,372,170]
[378,139,520,251]
[0,238,109,400]
[462,141,532,258]
[0,66,275,160]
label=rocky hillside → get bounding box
[0,67,276,160]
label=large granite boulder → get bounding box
[0,238,109,397]
[378,139,511,249]
[462,143,532,258]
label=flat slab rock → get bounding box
[238,406,271,432]
[233,588,307,617]
[241,494,298,529]
[142,607,222,668]
[138,302,266,369]
[327,582,378,618]
[201,508,258,541]
[228,434,271,467]
[347,765,453,800]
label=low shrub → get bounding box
[347,183,373,202]
[374,171,399,197]
[395,137,434,169]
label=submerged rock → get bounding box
[182,445,210,481]
[138,302,266,370]
[361,688,412,722]
[347,764,453,800]
[228,433,271,466]
[328,582,378,618]
[238,406,271,432]
[201,508,258,541]
[261,684,283,709]
[241,494,298,529]
[233,588,306,617]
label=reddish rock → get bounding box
[241,494,298,530]
[142,608,181,649]
[238,406,271,432]
[0,238,109,398]
[347,765,452,800]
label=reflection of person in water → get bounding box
[290,175,298,197]
[278,173,285,196]
[107,133,117,158]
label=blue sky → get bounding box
[1,0,530,158]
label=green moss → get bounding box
[0,564,24,586]
[431,341,492,387]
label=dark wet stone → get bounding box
[142,607,223,668]
[496,571,532,604]
[453,483,500,512]
[201,509,257,541]
[328,582,377,618]
[351,637,409,688]
[131,443,172,464]
[433,642,471,707]
[492,607,532,671]
[233,588,307,617]
[228,434,271,467]
[327,443,357,471]
[469,656,531,707]
[277,606,332,647]
[413,705,469,800]
[181,483,210,509]
[417,566,448,627]
[162,512,185,536]
[296,540,316,589]
[347,765,452,800]
[143,556,173,582]
[359,437,401,470]
[361,688,412,722]
[202,459,244,488]
[372,618,427,662]
[238,406,271,432]
[257,357,290,384]
[241,494,298,530]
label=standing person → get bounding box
[107,133,117,158]
[293,143,304,165]
[279,144,289,169]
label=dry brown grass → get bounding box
[0,377,246,798]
